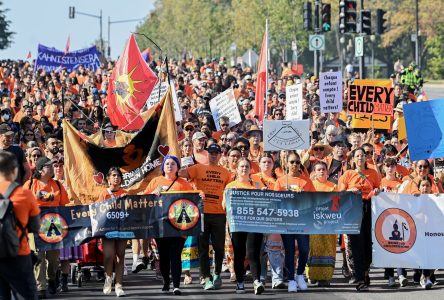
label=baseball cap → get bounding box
[207,143,222,153]
[0,123,14,135]
[192,132,207,141]
[183,122,195,129]
[35,157,55,171]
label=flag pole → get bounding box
[264,17,269,119]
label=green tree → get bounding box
[0,2,14,50]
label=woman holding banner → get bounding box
[338,148,381,292]
[306,161,337,286]
[144,155,193,296]
[222,157,265,295]
[274,151,315,293]
[98,167,127,297]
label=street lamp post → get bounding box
[69,7,104,54]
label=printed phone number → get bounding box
[235,207,299,218]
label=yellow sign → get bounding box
[351,114,391,130]
[398,116,407,141]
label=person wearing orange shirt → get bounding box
[338,148,381,292]
[101,123,117,148]
[212,116,231,142]
[98,167,127,297]
[306,161,337,287]
[180,144,231,290]
[246,125,263,163]
[24,156,69,298]
[235,137,259,174]
[274,152,315,293]
[252,153,285,289]
[192,132,209,165]
[380,158,402,193]
[223,158,265,295]
[0,152,40,300]
[399,160,443,195]
[144,155,193,296]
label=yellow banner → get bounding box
[351,113,392,130]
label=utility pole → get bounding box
[359,0,365,79]
[415,0,420,68]
[69,7,103,54]
[314,0,320,76]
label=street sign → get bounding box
[309,34,325,51]
[355,36,364,57]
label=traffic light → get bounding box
[321,3,331,32]
[69,6,75,19]
[376,9,387,34]
[339,0,357,33]
[303,2,312,31]
[361,10,371,35]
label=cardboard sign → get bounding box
[347,79,394,115]
[285,83,303,120]
[263,120,310,151]
[351,114,391,130]
[319,71,342,113]
[209,88,242,131]
[397,116,407,141]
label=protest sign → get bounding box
[64,92,180,204]
[347,79,394,115]
[225,189,362,234]
[209,88,242,130]
[35,44,101,72]
[351,114,391,130]
[34,193,203,251]
[403,99,444,161]
[146,81,168,108]
[319,71,342,113]
[286,83,303,120]
[263,120,310,151]
[372,192,444,269]
[397,116,407,141]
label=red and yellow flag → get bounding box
[107,34,158,130]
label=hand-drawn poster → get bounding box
[263,120,310,151]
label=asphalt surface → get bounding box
[47,248,444,300]
[423,83,443,100]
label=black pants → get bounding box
[155,237,186,288]
[0,255,37,300]
[199,214,226,278]
[231,232,263,283]
[349,201,372,282]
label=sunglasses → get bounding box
[289,160,301,165]
[275,113,283,116]
[237,145,249,150]
[364,150,373,155]
[182,106,189,110]
[184,127,194,131]
[417,164,429,169]
[313,147,324,151]
[313,107,320,111]
[25,133,34,137]
[220,123,229,127]
[31,154,41,158]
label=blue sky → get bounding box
[0,0,155,60]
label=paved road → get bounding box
[424,83,443,100]
[49,249,444,300]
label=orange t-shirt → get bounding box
[193,150,209,165]
[399,174,439,195]
[251,173,277,190]
[97,188,127,201]
[23,178,69,207]
[274,174,316,192]
[187,164,231,214]
[225,179,265,190]
[0,181,40,255]
[144,176,193,194]
[313,179,336,192]
[396,165,410,178]
[380,177,402,192]
[338,169,381,200]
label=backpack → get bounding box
[0,182,24,258]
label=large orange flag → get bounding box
[107,34,158,130]
[254,22,268,122]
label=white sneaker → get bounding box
[103,276,113,295]
[421,278,433,290]
[399,275,408,287]
[288,280,297,293]
[253,280,265,295]
[296,275,308,290]
[131,261,144,274]
[388,276,396,287]
[115,284,126,297]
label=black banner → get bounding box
[34,193,202,251]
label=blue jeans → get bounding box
[262,239,284,285]
[281,234,309,279]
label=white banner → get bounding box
[263,120,310,151]
[319,71,342,113]
[372,192,444,269]
[209,88,242,131]
[285,83,303,120]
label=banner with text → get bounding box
[34,193,202,251]
[372,192,444,269]
[351,114,392,129]
[35,44,101,72]
[225,189,362,234]
[286,83,303,120]
[209,88,242,131]
[263,120,310,151]
[347,79,394,115]
[146,81,182,122]
[319,71,342,113]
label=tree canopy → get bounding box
[0,1,14,50]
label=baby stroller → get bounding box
[71,239,105,287]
